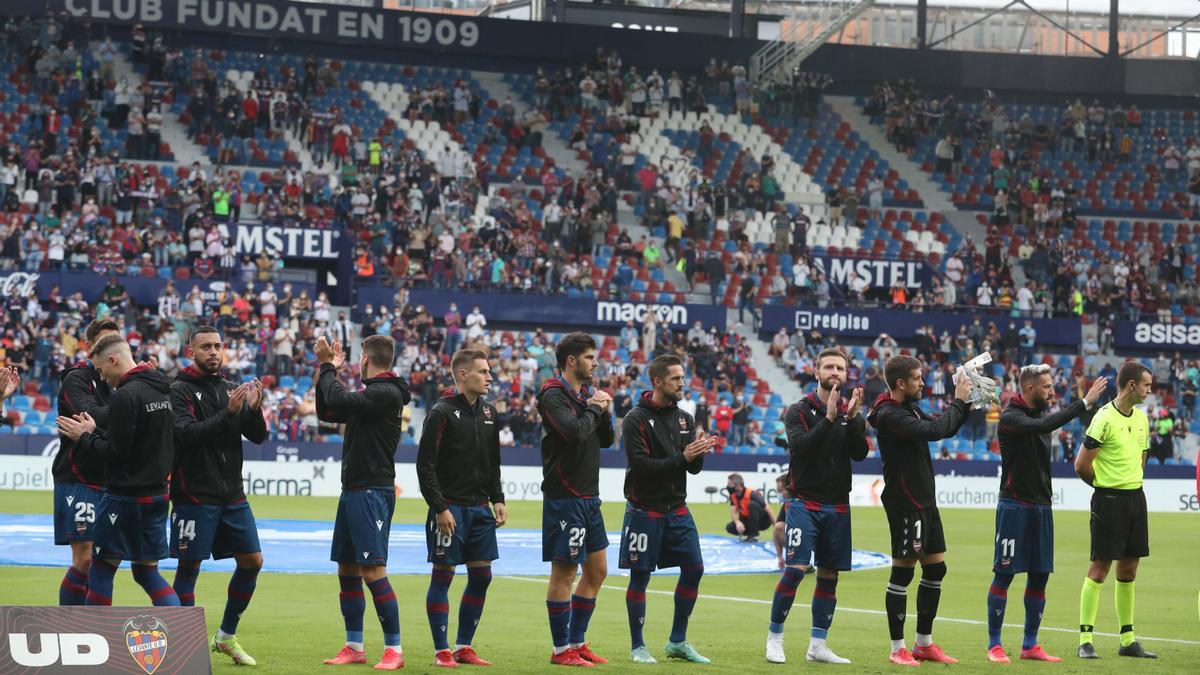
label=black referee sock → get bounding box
[886,566,915,642]
[916,562,947,639]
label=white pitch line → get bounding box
[502,576,1200,646]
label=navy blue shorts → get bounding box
[993,499,1055,574]
[331,488,395,566]
[783,499,853,571]
[618,503,703,572]
[170,502,262,561]
[886,506,947,559]
[91,493,170,561]
[53,483,105,545]
[426,504,500,566]
[542,497,609,564]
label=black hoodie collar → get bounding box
[637,390,676,411]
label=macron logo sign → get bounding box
[596,302,687,326]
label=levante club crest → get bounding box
[124,615,169,674]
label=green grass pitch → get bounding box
[0,492,1195,673]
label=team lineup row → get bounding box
[0,318,1156,668]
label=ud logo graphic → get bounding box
[124,615,169,675]
[9,632,109,667]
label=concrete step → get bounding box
[826,95,956,214]
[102,42,210,167]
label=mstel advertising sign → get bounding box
[0,606,210,674]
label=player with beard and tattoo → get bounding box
[169,325,268,666]
[984,365,1105,663]
[867,355,973,666]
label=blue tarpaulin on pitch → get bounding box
[0,514,889,576]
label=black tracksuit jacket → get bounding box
[621,392,704,512]
[170,365,269,504]
[867,393,969,512]
[783,390,869,504]
[416,390,504,513]
[315,364,411,490]
[76,365,174,497]
[54,361,112,486]
[537,378,613,499]
[997,396,1087,505]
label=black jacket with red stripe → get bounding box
[54,362,112,486]
[170,366,269,504]
[76,365,174,498]
[867,393,969,512]
[621,392,704,512]
[783,390,869,505]
[316,364,411,490]
[416,390,504,513]
[998,396,1087,505]
[536,378,613,499]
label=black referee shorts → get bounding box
[1089,487,1149,561]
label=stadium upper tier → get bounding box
[865,97,1200,218]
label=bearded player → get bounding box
[620,354,716,665]
[169,325,268,666]
[868,355,972,666]
[984,364,1106,663]
[766,348,867,665]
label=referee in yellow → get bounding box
[1073,361,1156,659]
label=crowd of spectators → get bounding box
[766,317,1200,463]
[864,81,1198,336]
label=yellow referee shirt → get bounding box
[1083,401,1149,490]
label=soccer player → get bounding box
[55,335,180,607]
[867,354,973,666]
[986,364,1107,663]
[416,349,508,668]
[53,318,120,606]
[169,326,268,666]
[538,332,614,667]
[315,335,411,670]
[766,348,867,665]
[1074,361,1156,659]
[620,354,716,665]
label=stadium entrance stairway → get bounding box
[826,96,954,215]
[472,71,591,179]
[102,42,210,168]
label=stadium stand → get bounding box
[0,13,1194,467]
